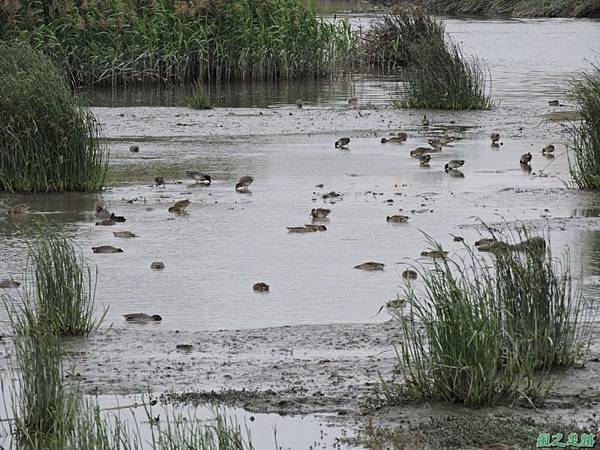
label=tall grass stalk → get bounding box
[568,65,600,189]
[393,230,590,406]
[3,230,106,336]
[0,42,108,193]
[189,84,213,110]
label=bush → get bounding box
[188,84,213,110]
[392,230,590,406]
[569,65,600,189]
[0,42,107,193]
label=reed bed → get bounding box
[3,230,106,336]
[360,4,445,71]
[406,0,600,18]
[0,0,356,85]
[569,65,600,189]
[0,42,108,193]
[399,39,493,110]
[391,230,591,406]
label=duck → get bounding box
[168,199,190,213]
[287,226,313,233]
[295,99,303,109]
[401,270,417,280]
[311,208,331,219]
[428,136,453,150]
[123,313,162,322]
[109,213,126,223]
[445,160,465,172]
[335,137,350,149]
[354,261,385,271]
[154,176,165,187]
[348,97,358,108]
[422,115,430,126]
[0,279,20,289]
[235,176,253,192]
[129,145,140,153]
[542,144,555,155]
[150,261,165,270]
[548,100,560,106]
[381,133,408,144]
[7,204,30,215]
[92,245,123,254]
[253,282,270,292]
[386,215,409,223]
[322,191,342,200]
[410,147,432,157]
[477,237,546,254]
[490,133,500,145]
[421,250,448,259]
[95,219,116,226]
[520,152,532,165]
[186,171,211,185]
[419,154,431,166]
[113,231,136,238]
[304,224,327,231]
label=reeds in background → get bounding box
[0,42,108,193]
[569,65,600,189]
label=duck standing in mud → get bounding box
[168,199,190,214]
[92,245,123,254]
[335,137,350,149]
[381,132,408,144]
[410,147,431,157]
[419,154,431,167]
[520,152,533,165]
[490,133,500,146]
[235,176,254,192]
[542,144,555,155]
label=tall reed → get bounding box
[3,229,106,336]
[0,42,108,193]
[0,0,356,85]
[569,65,600,189]
[392,231,590,406]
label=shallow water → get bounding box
[2,17,600,334]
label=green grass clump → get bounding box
[391,230,590,406]
[399,39,493,110]
[569,65,600,189]
[0,42,108,193]
[360,4,445,71]
[3,230,106,337]
[0,0,356,85]
[188,84,213,110]
[6,334,80,448]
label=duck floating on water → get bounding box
[381,133,408,144]
[253,282,270,292]
[151,261,165,270]
[490,133,500,146]
[95,205,111,219]
[520,152,532,165]
[0,279,20,289]
[96,219,116,226]
[123,313,162,322]
[235,176,253,192]
[421,250,448,259]
[422,115,430,127]
[113,231,136,238]
[386,215,409,223]
[401,270,417,280]
[304,224,327,231]
[354,261,385,271]
[129,145,140,153]
[92,245,123,254]
[542,144,555,155]
[410,147,431,157]
[335,137,350,150]
[109,213,126,223]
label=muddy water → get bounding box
[2,18,600,332]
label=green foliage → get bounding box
[569,65,600,189]
[0,42,107,193]
[391,230,590,406]
[0,0,356,85]
[3,229,106,337]
[189,84,213,109]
